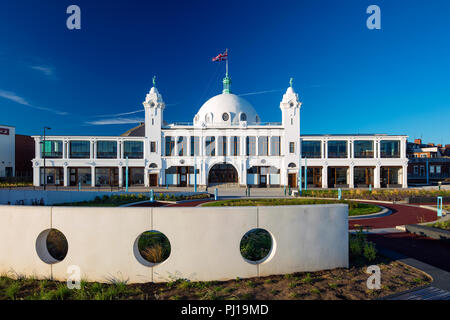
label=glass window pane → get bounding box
[301,141,321,158]
[218,136,227,156]
[380,140,400,158]
[69,141,90,159]
[246,137,256,156]
[165,137,175,156]
[206,136,215,156]
[96,141,117,159]
[124,141,143,159]
[258,136,268,156]
[328,141,347,158]
[190,136,199,156]
[177,137,186,156]
[354,140,374,158]
[231,136,240,156]
[41,140,63,158]
[270,137,280,156]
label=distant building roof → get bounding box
[121,123,145,137]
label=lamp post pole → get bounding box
[43,127,51,190]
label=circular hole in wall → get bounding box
[36,229,68,264]
[240,228,273,264]
[134,230,171,267]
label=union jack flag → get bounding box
[212,49,228,62]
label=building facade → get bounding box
[0,125,15,178]
[407,139,450,185]
[31,76,408,188]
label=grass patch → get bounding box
[203,198,381,216]
[427,220,450,231]
[54,193,210,207]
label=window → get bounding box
[354,140,374,158]
[222,113,229,121]
[240,113,247,121]
[258,136,268,156]
[430,166,435,174]
[413,166,418,175]
[69,141,90,158]
[328,141,347,158]
[205,136,215,156]
[436,166,441,174]
[270,136,280,156]
[177,137,187,156]
[150,141,156,153]
[231,136,240,156]
[246,137,256,156]
[289,142,295,154]
[301,141,321,158]
[96,141,117,159]
[380,140,400,158]
[165,137,175,156]
[124,141,143,159]
[41,140,63,158]
[190,136,199,156]
[217,136,227,156]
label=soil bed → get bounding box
[202,198,381,216]
[0,256,430,300]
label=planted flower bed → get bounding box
[202,198,381,216]
[54,193,211,207]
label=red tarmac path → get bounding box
[349,202,437,230]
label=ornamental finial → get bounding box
[289,77,293,88]
[152,76,156,87]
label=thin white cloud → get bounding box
[30,65,55,77]
[91,109,144,118]
[0,89,68,115]
[85,117,145,125]
[238,89,283,97]
[0,90,30,106]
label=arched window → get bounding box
[240,113,247,121]
[288,163,296,168]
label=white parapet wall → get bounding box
[0,204,348,283]
[0,189,207,206]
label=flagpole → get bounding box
[226,48,228,77]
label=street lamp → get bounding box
[42,127,51,190]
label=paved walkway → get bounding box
[349,202,437,229]
[368,232,450,273]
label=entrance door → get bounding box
[288,173,297,188]
[149,174,158,187]
[260,175,267,187]
[179,167,187,187]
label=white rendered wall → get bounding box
[0,204,348,283]
[0,126,15,177]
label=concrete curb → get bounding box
[378,247,450,299]
[405,224,450,242]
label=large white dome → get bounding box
[194,93,260,126]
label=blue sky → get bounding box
[1,0,449,144]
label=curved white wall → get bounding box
[0,204,348,283]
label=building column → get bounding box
[187,136,191,157]
[144,169,149,187]
[91,166,96,187]
[33,166,40,186]
[324,140,328,158]
[63,166,68,187]
[348,140,353,159]
[322,166,328,188]
[402,164,408,188]
[349,165,354,189]
[118,166,123,187]
[93,141,97,160]
[400,139,406,159]
[374,165,381,188]
[117,141,121,159]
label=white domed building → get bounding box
[31,73,408,189]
